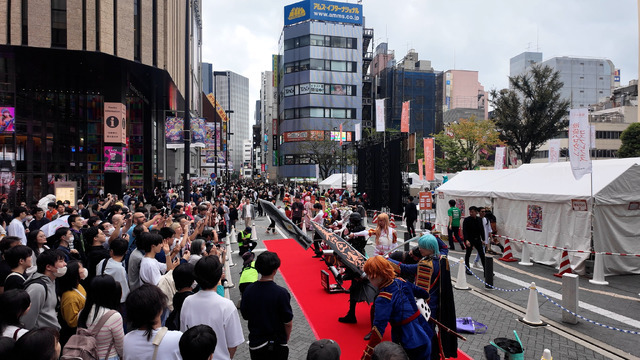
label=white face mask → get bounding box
[104,227,115,237]
[54,266,68,278]
[80,268,88,280]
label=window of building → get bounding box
[134,0,141,61]
[21,0,28,45]
[416,79,425,87]
[51,0,67,48]
[284,34,358,50]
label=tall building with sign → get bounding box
[0,2,202,204]
[277,0,364,179]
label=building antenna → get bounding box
[536,26,540,52]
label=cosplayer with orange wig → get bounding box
[349,213,397,255]
[361,256,432,360]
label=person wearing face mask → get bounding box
[7,206,28,246]
[28,208,50,233]
[59,260,87,345]
[53,227,79,262]
[21,249,67,331]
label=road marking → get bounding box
[448,255,640,330]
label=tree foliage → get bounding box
[297,138,341,179]
[619,122,640,158]
[490,64,570,164]
[433,116,504,172]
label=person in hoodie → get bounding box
[21,249,67,330]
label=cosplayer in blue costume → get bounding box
[361,256,433,360]
[388,234,458,359]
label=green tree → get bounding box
[433,117,504,172]
[297,138,341,179]
[491,64,570,164]
[619,122,640,158]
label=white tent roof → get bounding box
[319,173,355,190]
[436,158,640,203]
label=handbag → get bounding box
[455,317,487,334]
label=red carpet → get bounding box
[264,238,473,360]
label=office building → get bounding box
[213,71,250,175]
[277,0,363,179]
[0,1,202,204]
[510,52,617,108]
[259,70,278,181]
[441,70,488,124]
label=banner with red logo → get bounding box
[569,108,592,180]
[401,101,410,133]
[424,138,434,181]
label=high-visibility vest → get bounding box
[239,261,258,286]
[238,231,251,246]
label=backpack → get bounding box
[60,310,117,360]
[23,277,50,303]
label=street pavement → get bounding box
[225,208,640,360]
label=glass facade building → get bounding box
[277,0,363,178]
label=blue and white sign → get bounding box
[284,0,363,26]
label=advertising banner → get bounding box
[424,138,435,181]
[569,108,592,180]
[191,117,206,148]
[104,146,127,173]
[206,93,228,123]
[165,117,184,149]
[104,102,126,144]
[418,159,424,180]
[548,139,560,163]
[526,204,543,232]
[355,123,361,142]
[375,99,385,132]
[284,0,362,26]
[401,101,410,133]
[494,146,505,170]
[0,106,15,133]
[205,122,220,150]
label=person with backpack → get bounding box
[21,249,66,330]
[3,245,33,291]
[96,238,130,306]
[124,284,183,360]
[0,289,31,340]
[66,275,125,360]
[59,261,88,345]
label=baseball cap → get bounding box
[307,339,341,360]
[245,226,252,233]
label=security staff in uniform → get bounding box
[237,226,257,256]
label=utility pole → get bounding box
[183,0,191,202]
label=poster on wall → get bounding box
[0,106,15,133]
[526,204,543,232]
[456,199,465,217]
[0,170,15,197]
[191,118,206,148]
[104,146,127,173]
[54,181,77,207]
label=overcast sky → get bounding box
[202,0,638,119]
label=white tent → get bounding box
[318,173,356,191]
[435,158,640,276]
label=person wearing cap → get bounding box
[241,251,293,360]
[361,255,432,360]
[238,252,258,295]
[307,339,341,360]
[76,200,90,219]
[237,226,256,257]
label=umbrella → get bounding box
[259,199,312,250]
[310,221,367,277]
[40,215,70,238]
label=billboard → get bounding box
[104,146,127,173]
[165,117,184,149]
[284,0,362,26]
[0,106,15,133]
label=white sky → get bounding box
[202,0,638,120]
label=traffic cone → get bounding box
[553,251,572,278]
[520,282,546,326]
[252,222,258,241]
[498,239,518,262]
[589,253,609,285]
[389,215,397,228]
[454,258,471,290]
[518,243,533,266]
[371,211,379,224]
[541,349,553,360]
[230,225,237,244]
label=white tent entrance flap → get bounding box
[435,158,640,276]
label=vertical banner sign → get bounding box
[401,101,410,133]
[339,124,343,146]
[165,117,184,149]
[590,125,596,149]
[494,146,505,170]
[569,108,592,180]
[418,159,424,180]
[355,123,361,142]
[104,102,126,144]
[0,106,15,133]
[191,118,206,148]
[548,139,560,163]
[375,99,385,132]
[424,138,435,181]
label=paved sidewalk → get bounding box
[225,212,640,360]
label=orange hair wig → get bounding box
[375,213,390,238]
[364,255,395,283]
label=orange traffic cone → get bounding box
[498,239,518,262]
[389,215,397,228]
[371,211,379,224]
[553,251,572,278]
